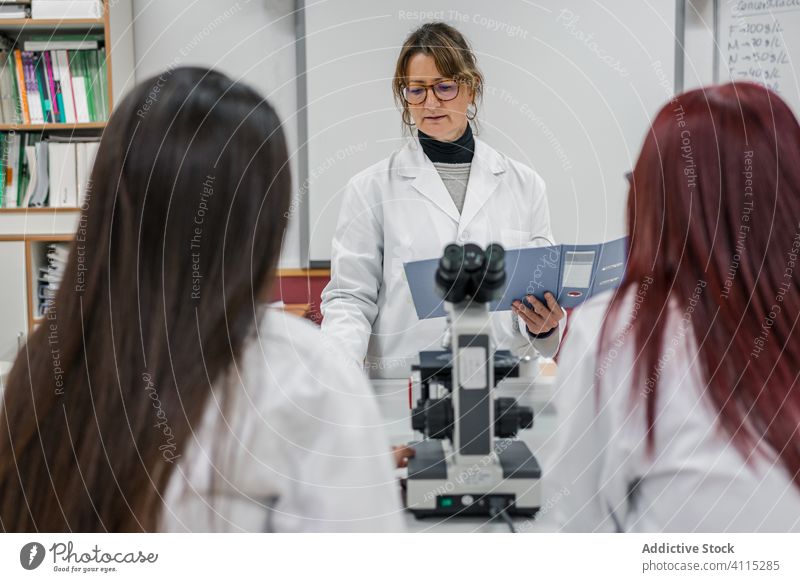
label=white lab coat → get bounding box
[161,308,405,532]
[544,290,800,532]
[321,136,564,378]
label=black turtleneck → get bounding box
[418,123,475,164]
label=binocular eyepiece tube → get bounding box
[435,243,506,304]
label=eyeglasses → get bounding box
[402,80,460,105]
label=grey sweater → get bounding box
[433,161,471,214]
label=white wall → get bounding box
[130,0,303,268]
[125,2,727,267]
[108,0,137,106]
[684,0,716,91]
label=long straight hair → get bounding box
[0,67,292,531]
[601,82,800,488]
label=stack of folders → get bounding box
[0,37,109,124]
[38,242,69,316]
[31,0,103,19]
[0,133,100,208]
[0,3,31,19]
[46,136,100,208]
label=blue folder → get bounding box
[403,237,628,319]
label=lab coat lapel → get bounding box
[398,140,460,223]
[458,138,505,236]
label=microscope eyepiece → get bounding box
[435,243,506,304]
[484,243,505,275]
[473,243,506,303]
[461,243,484,273]
[436,244,469,303]
[440,244,464,272]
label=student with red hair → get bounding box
[545,82,800,532]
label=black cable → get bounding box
[488,499,517,533]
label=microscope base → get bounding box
[405,439,541,518]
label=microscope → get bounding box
[405,243,541,519]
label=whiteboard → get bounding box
[717,1,800,114]
[303,0,678,263]
[131,0,303,267]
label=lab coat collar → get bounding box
[398,137,506,228]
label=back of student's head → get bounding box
[0,67,292,531]
[605,82,800,489]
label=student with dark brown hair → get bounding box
[0,67,404,532]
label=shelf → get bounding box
[0,1,114,336]
[0,122,106,131]
[0,233,73,242]
[0,18,105,31]
[282,304,310,317]
[277,268,331,277]
[0,207,81,213]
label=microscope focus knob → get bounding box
[495,397,535,438]
[411,398,454,440]
[518,405,534,430]
[411,403,427,433]
[426,398,454,440]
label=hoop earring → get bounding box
[466,104,477,120]
[403,110,416,127]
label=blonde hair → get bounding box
[393,22,484,133]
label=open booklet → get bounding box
[403,236,627,319]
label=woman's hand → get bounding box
[512,292,564,336]
[392,445,415,468]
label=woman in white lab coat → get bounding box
[321,22,565,378]
[545,82,800,532]
[0,68,403,532]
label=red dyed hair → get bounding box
[602,82,800,488]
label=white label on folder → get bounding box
[563,251,595,288]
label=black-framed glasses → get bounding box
[402,80,460,105]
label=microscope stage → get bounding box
[405,439,541,518]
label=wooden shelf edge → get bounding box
[282,303,310,317]
[0,207,81,213]
[277,268,331,277]
[0,234,74,241]
[0,122,106,131]
[0,18,105,27]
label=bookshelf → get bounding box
[0,0,114,351]
[0,0,111,213]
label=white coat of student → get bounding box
[321,22,565,378]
